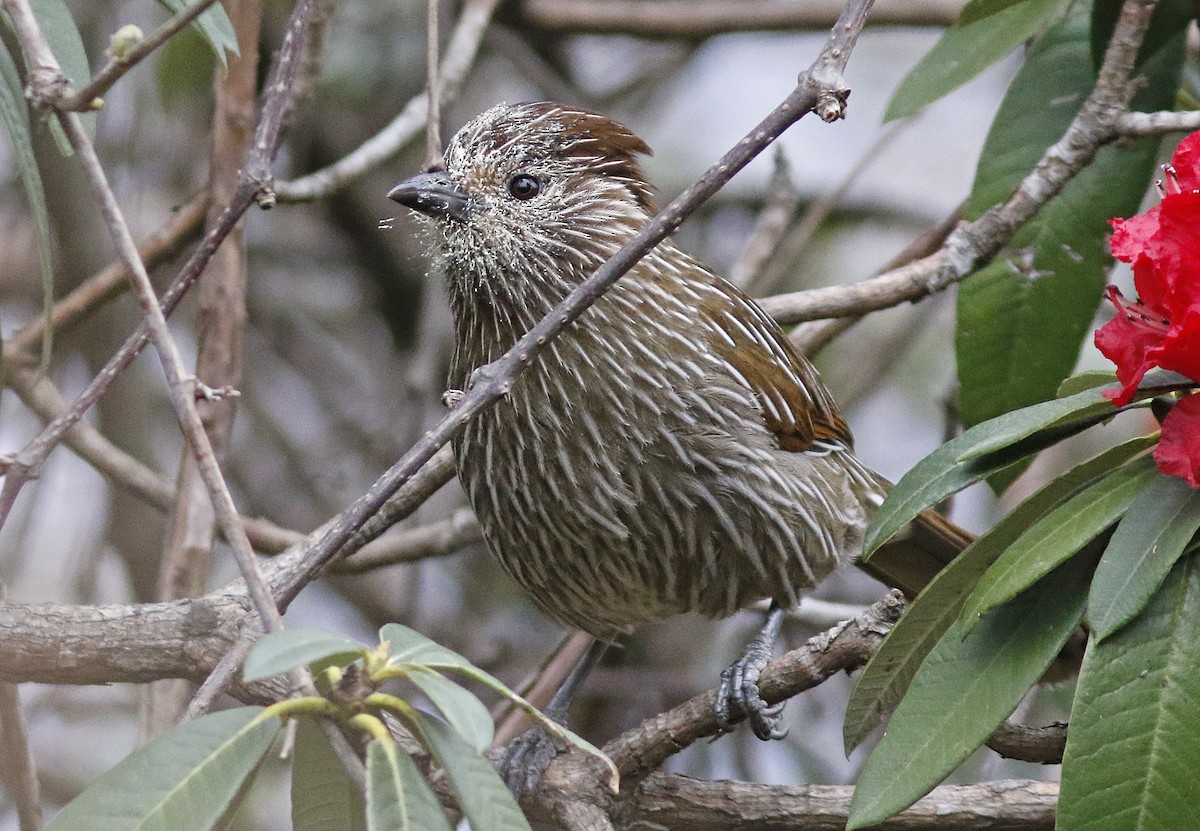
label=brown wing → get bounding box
[699,279,852,452]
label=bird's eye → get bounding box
[508,173,542,201]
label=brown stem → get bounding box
[147,0,263,734]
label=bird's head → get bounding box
[390,102,655,281]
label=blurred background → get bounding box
[0,0,1156,825]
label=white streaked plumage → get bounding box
[419,102,887,641]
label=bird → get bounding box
[388,101,969,759]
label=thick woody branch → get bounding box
[519,594,1060,827]
[518,0,962,38]
[620,775,1056,830]
[602,592,905,788]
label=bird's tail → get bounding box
[857,508,974,598]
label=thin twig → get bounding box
[749,119,910,296]
[729,148,800,289]
[59,0,224,111]
[1116,107,1200,135]
[273,0,500,202]
[0,683,43,831]
[760,2,1162,327]
[424,0,443,168]
[5,192,209,358]
[518,0,962,38]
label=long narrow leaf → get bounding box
[884,0,1068,121]
[0,42,52,367]
[961,455,1157,623]
[847,560,1091,829]
[1089,473,1200,640]
[1059,556,1200,831]
[292,722,366,831]
[28,0,93,150]
[243,628,366,682]
[406,666,494,752]
[845,435,1155,751]
[863,386,1116,559]
[155,0,239,67]
[365,740,451,831]
[46,707,279,831]
[405,711,532,831]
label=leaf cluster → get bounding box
[44,624,613,831]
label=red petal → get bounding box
[1156,307,1200,383]
[1153,192,1200,314]
[1154,394,1200,488]
[1095,288,1164,405]
[1169,131,1200,192]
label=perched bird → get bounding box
[389,102,967,748]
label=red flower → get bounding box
[1155,395,1200,488]
[1096,131,1200,487]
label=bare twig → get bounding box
[729,148,800,289]
[424,0,443,168]
[518,0,962,38]
[1,0,320,652]
[60,0,224,111]
[273,0,500,202]
[603,592,904,788]
[147,0,263,734]
[750,120,909,296]
[295,0,878,591]
[760,1,1162,327]
[5,192,209,358]
[0,683,43,831]
[1116,108,1200,135]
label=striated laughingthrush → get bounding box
[389,102,969,740]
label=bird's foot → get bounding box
[714,631,788,741]
[496,725,567,797]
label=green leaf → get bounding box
[243,628,366,682]
[155,0,239,67]
[406,711,532,831]
[1057,369,1116,398]
[0,42,53,368]
[291,722,366,831]
[380,623,616,788]
[365,740,452,831]
[406,667,495,752]
[845,435,1155,751]
[1089,473,1200,640]
[959,0,1045,26]
[956,2,1185,440]
[27,0,93,150]
[961,454,1157,623]
[46,707,279,831]
[1059,556,1200,831]
[862,383,1116,559]
[884,0,1068,122]
[380,623,472,671]
[847,560,1091,829]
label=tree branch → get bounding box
[273,0,500,202]
[517,0,962,38]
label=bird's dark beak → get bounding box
[388,171,471,221]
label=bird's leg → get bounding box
[715,602,789,741]
[498,638,608,795]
